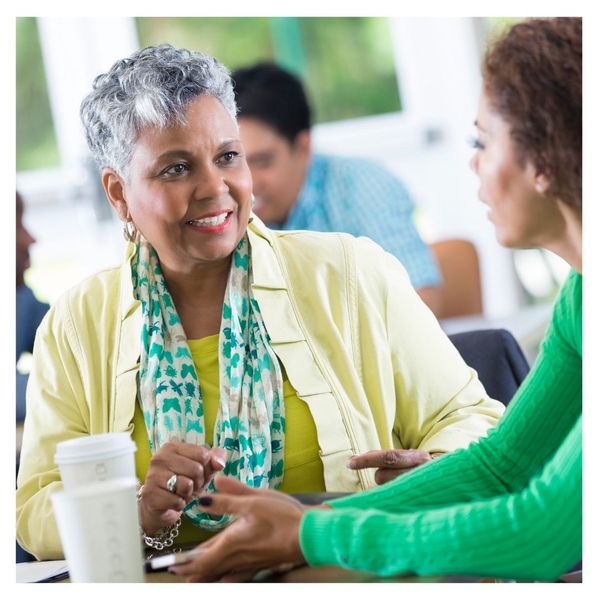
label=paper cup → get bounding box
[50,477,145,582]
[55,432,136,490]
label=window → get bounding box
[136,17,401,125]
[16,17,60,172]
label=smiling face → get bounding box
[469,91,564,249]
[238,117,310,226]
[104,95,253,274]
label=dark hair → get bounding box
[231,62,311,144]
[483,17,582,208]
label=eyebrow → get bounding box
[155,149,194,163]
[218,138,240,150]
[155,139,241,162]
[474,120,487,132]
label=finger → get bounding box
[209,448,227,472]
[154,440,212,465]
[347,449,431,470]
[195,491,250,518]
[161,456,206,494]
[170,474,194,501]
[140,485,186,513]
[374,467,416,485]
[199,451,227,488]
[213,476,260,496]
[172,540,240,582]
[213,477,305,510]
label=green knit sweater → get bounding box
[300,271,582,581]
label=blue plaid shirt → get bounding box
[274,154,440,289]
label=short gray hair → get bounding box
[80,44,237,177]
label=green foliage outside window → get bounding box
[136,17,402,125]
[16,17,402,173]
[16,17,60,172]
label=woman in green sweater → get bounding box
[173,17,582,582]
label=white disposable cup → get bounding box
[50,477,145,582]
[54,432,136,490]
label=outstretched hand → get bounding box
[346,449,435,485]
[171,477,307,582]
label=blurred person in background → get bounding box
[16,44,504,561]
[232,63,443,315]
[16,191,49,423]
[173,17,582,583]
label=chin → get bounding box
[495,229,527,249]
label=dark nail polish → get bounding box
[198,496,213,506]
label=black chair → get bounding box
[448,328,530,406]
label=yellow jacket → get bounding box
[16,217,504,559]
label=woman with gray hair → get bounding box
[16,44,503,560]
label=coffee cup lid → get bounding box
[55,433,136,465]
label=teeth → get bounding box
[188,212,229,227]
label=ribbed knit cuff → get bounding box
[299,509,347,567]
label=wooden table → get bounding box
[135,567,475,583]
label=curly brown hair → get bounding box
[483,17,581,208]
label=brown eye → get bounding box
[162,163,188,176]
[219,151,239,164]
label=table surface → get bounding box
[51,565,478,583]
[143,566,474,583]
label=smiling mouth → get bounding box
[186,210,232,227]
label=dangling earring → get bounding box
[123,220,138,243]
[251,193,256,208]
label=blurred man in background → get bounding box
[16,191,48,422]
[232,62,442,315]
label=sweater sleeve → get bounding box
[299,272,581,579]
[300,416,581,581]
[328,270,581,514]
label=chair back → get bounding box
[448,328,530,406]
[430,239,483,319]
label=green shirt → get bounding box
[300,270,582,581]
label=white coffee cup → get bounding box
[50,477,145,582]
[54,432,136,489]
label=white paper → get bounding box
[16,560,68,583]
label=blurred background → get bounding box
[16,16,570,364]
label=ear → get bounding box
[534,172,550,195]
[102,168,129,222]
[293,130,311,160]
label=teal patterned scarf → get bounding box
[132,234,285,530]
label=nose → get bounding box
[18,224,36,247]
[25,227,36,246]
[468,152,478,175]
[198,163,230,199]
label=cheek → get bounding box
[480,158,513,202]
[231,168,253,210]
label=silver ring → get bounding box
[166,474,178,494]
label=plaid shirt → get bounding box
[275,153,440,289]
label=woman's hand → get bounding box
[139,442,227,534]
[347,449,439,485]
[171,477,307,582]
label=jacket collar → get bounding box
[247,215,288,290]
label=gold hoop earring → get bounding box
[123,220,138,243]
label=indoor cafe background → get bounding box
[16,16,570,367]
